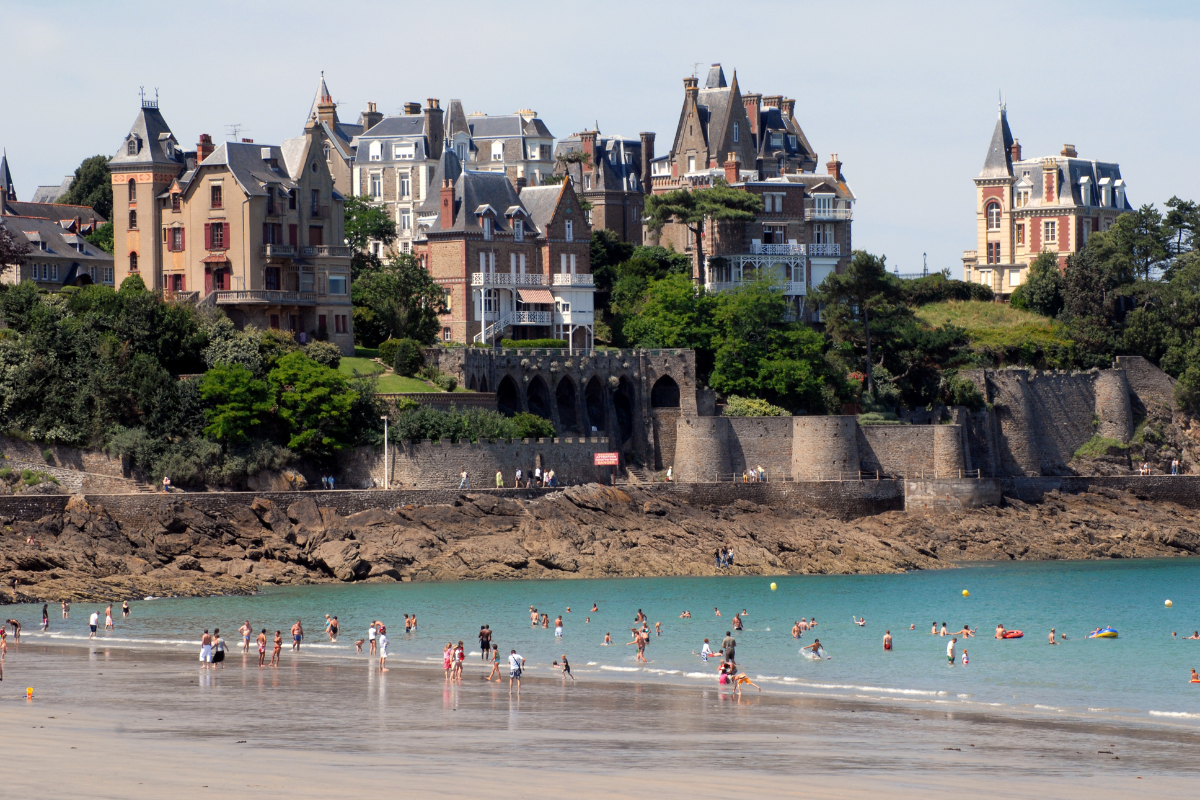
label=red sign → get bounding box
[594,452,620,466]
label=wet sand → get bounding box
[2,642,1199,798]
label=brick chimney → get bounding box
[197,133,215,163]
[724,153,741,184]
[403,102,421,115]
[1061,143,1077,157]
[639,131,655,190]
[424,99,445,160]
[579,130,598,185]
[826,153,843,180]
[440,179,455,228]
[515,175,528,191]
[762,95,783,109]
[683,76,699,103]
[1043,158,1058,203]
[358,102,383,133]
[1010,138,1021,162]
[781,98,795,118]
[743,93,762,138]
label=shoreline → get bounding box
[3,642,1200,799]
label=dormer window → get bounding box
[1079,176,1092,207]
[491,141,504,162]
[126,138,138,155]
[324,143,332,163]
[514,219,524,242]
[369,141,382,161]
[482,217,493,240]
[171,193,181,212]
[394,142,415,160]
[733,123,739,143]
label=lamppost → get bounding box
[380,415,389,490]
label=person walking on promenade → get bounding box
[495,469,504,488]
[459,468,469,489]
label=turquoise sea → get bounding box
[11,559,1200,725]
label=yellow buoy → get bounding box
[962,590,969,597]
[26,688,33,698]
[770,582,777,591]
[1166,599,1173,608]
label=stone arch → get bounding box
[467,375,478,391]
[556,376,578,432]
[497,375,521,417]
[584,375,607,434]
[650,375,680,408]
[478,375,489,393]
[526,375,552,420]
[614,376,636,445]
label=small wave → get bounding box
[646,669,681,675]
[1034,705,1064,712]
[586,662,598,666]
[1150,710,1200,719]
[800,682,945,697]
[599,666,640,672]
[957,694,971,698]
[755,675,781,681]
[782,677,797,682]
[685,672,711,679]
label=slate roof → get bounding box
[192,142,298,197]
[447,99,471,139]
[1,151,14,200]
[1,201,106,226]
[1010,156,1131,210]
[109,105,185,168]
[980,106,1015,178]
[31,177,74,204]
[415,148,464,216]
[357,115,426,139]
[705,64,727,89]
[518,184,563,233]
[428,170,522,234]
[0,214,114,270]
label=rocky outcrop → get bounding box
[2,485,1198,602]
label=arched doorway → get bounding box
[479,375,489,393]
[614,376,636,445]
[584,376,607,434]
[650,376,680,408]
[527,375,551,420]
[556,377,578,431]
[497,375,520,417]
[467,375,478,391]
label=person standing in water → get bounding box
[62,601,69,620]
[487,645,501,681]
[378,626,389,673]
[1048,628,1058,645]
[883,630,892,651]
[555,615,564,638]
[271,631,282,667]
[41,604,49,632]
[560,654,575,682]
[105,605,114,631]
[122,600,130,619]
[291,620,303,651]
[257,629,267,667]
[509,649,525,692]
[947,637,957,666]
[239,621,253,654]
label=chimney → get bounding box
[1010,138,1021,162]
[197,133,215,163]
[515,175,528,191]
[403,102,421,115]
[639,131,655,190]
[723,152,741,184]
[357,102,383,133]
[826,153,843,180]
[1061,144,1077,157]
[743,93,761,138]
[1043,158,1058,203]
[762,95,783,109]
[683,76,699,103]
[781,98,795,118]
[424,99,445,160]
[579,130,598,184]
[439,179,455,228]
[316,94,337,126]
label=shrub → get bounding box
[0,467,11,479]
[500,338,568,349]
[858,411,905,425]
[511,412,555,439]
[42,448,54,463]
[723,395,788,417]
[392,338,424,376]
[378,338,401,368]
[1074,435,1128,459]
[305,340,342,370]
[434,372,457,392]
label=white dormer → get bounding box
[1078,175,1092,207]
[1099,177,1112,208]
[491,141,504,162]
[1114,179,1125,209]
[368,140,382,161]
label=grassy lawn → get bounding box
[376,373,438,392]
[338,356,385,378]
[915,300,1073,354]
[354,346,380,359]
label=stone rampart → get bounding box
[0,435,132,480]
[1116,355,1176,414]
[655,479,905,519]
[1024,370,1098,471]
[650,408,681,471]
[905,478,1003,511]
[857,425,934,476]
[1094,369,1132,441]
[792,416,859,479]
[673,416,731,482]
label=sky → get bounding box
[4,0,1199,278]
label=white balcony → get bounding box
[260,244,296,258]
[215,290,319,306]
[751,242,805,255]
[552,273,595,286]
[300,245,352,258]
[809,243,841,257]
[809,207,853,220]
[512,310,551,325]
[471,272,549,287]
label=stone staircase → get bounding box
[623,464,658,485]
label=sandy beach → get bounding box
[2,641,1199,799]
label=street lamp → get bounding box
[380,415,389,490]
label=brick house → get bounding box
[109,99,355,353]
[649,64,854,320]
[553,128,654,245]
[963,103,1133,296]
[413,166,594,349]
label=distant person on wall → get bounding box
[515,468,523,487]
[162,475,171,493]
[666,466,673,482]
[496,469,504,489]
[534,466,543,487]
[459,468,469,489]
[1172,458,1179,475]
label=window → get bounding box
[762,224,787,244]
[491,141,504,161]
[324,143,332,163]
[584,175,591,190]
[456,142,467,161]
[127,178,136,200]
[986,201,1001,230]
[764,193,784,213]
[814,195,833,215]
[126,138,137,155]
[560,253,568,274]
[266,188,276,215]
[1009,269,1023,287]
[311,189,320,215]
[288,224,298,246]
[733,122,739,143]
[210,184,223,209]
[369,173,382,198]
[479,252,487,273]
[1044,220,1057,244]
[129,252,138,272]
[986,241,1001,264]
[328,275,347,295]
[270,314,280,329]
[400,211,411,231]
[541,145,551,161]
[262,222,283,245]
[169,227,185,251]
[309,226,323,246]
[204,221,225,249]
[482,217,492,240]
[399,175,411,198]
[513,219,523,242]
[171,193,180,212]
[288,189,296,210]
[443,288,452,313]
[263,267,280,291]
[369,141,382,161]
[318,314,327,332]
[529,145,541,161]
[51,264,59,281]
[128,210,137,229]
[443,327,452,342]
[1016,189,1030,207]
[687,155,695,173]
[565,220,574,241]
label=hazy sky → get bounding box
[5,0,1198,277]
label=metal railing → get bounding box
[708,468,984,483]
[214,290,319,305]
[260,244,296,258]
[512,310,551,324]
[310,204,329,219]
[808,243,841,257]
[471,272,549,287]
[301,245,352,258]
[552,273,594,286]
[751,242,805,255]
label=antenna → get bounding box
[139,85,145,104]
[691,62,702,78]
[225,123,248,141]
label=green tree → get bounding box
[589,228,634,293]
[1010,251,1063,317]
[344,195,397,279]
[644,182,762,283]
[85,222,114,254]
[59,155,113,219]
[811,250,896,396]
[198,364,272,442]
[621,273,717,364]
[268,351,356,461]
[0,224,31,283]
[1106,205,1169,280]
[351,253,444,345]
[1164,196,1200,257]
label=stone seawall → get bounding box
[657,479,904,518]
[0,435,131,480]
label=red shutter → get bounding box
[204,223,212,250]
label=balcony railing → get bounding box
[552,273,595,286]
[751,242,805,255]
[512,310,551,324]
[809,243,841,257]
[471,272,549,287]
[300,245,352,258]
[260,244,296,258]
[809,206,853,220]
[310,204,329,219]
[215,290,319,306]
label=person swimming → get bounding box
[853,616,866,627]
